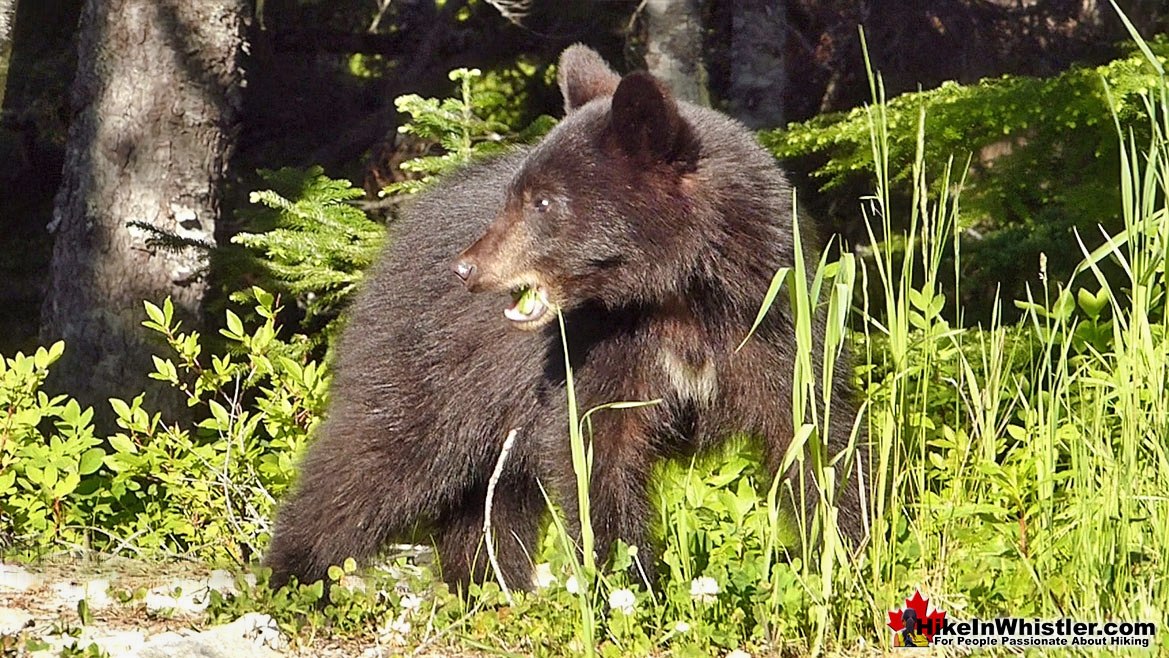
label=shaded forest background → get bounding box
[1,0,1167,408]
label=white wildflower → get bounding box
[674,620,691,633]
[689,576,720,603]
[608,588,636,615]
[399,593,423,613]
[378,616,412,646]
[726,650,751,658]
[566,574,581,595]
[534,563,557,589]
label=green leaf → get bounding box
[224,310,245,338]
[109,398,133,421]
[53,471,80,498]
[1051,288,1076,321]
[778,423,816,476]
[0,470,15,494]
[78,448,106,475]
[928,293,945,318]
[78,598,93,625]
[908,287,927,312]
[41,464,58,491]
[737,267,791,352]
[32,346,49,370]
[150,356,179,384]
[144,300,166,327]
[108,434,138,454]
[1013,300,1047,318]
[252,287,275,312]
[208,400,232,430]
[1076,287,1109,319]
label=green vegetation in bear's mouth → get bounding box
[505,285,547,322]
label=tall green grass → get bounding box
[847,9,1168,653]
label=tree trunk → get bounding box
[0,0,13,46]
[0,0,16,107]
[0,0,82,357]
[728,0,787,129]
[41,0,247,424]
[643,0,709,106]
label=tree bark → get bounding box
[643,0,709,106]
[728,0,787,130]
[0,0,13,48]
[41,0,247,423]
[0,0,15,107]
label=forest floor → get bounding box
[0,557,484,658]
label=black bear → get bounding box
[265,45,866,592]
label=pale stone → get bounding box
[0,607,33,635]
[207,569,237,595]
[49,579,112,609]
[126,613,285,658]
[0,564,41,592]
[145,579,212,615]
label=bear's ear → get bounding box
[558,45,621,113]
[610,72,699,168]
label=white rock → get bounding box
[91,629,149,655]
[126,614,285,658]
[45,629,148,657]
[145,579,213,615]
[145,569,244,610]
[207,569,237,595]
[0,607,33,635]
[49,579,112,609]
[0,564,40,592]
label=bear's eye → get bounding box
[533,198,552,213]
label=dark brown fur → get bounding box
[266,46,866,593]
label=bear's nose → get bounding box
[451,259,476,284]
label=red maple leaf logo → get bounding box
[887,590,947,641]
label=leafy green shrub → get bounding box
[0,290,326,562]
[766,38,1169,318]
[0,341,104,546]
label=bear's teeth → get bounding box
[504,305,531,321]
[504,299,544,322]
[505,287,546,322]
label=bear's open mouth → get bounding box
[505,285,549,324]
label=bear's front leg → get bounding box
[542,408,659,577]
[264,450,395,590]
[433,467,544,594]
[265,415,460,590]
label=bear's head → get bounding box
[452,45,708,330]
